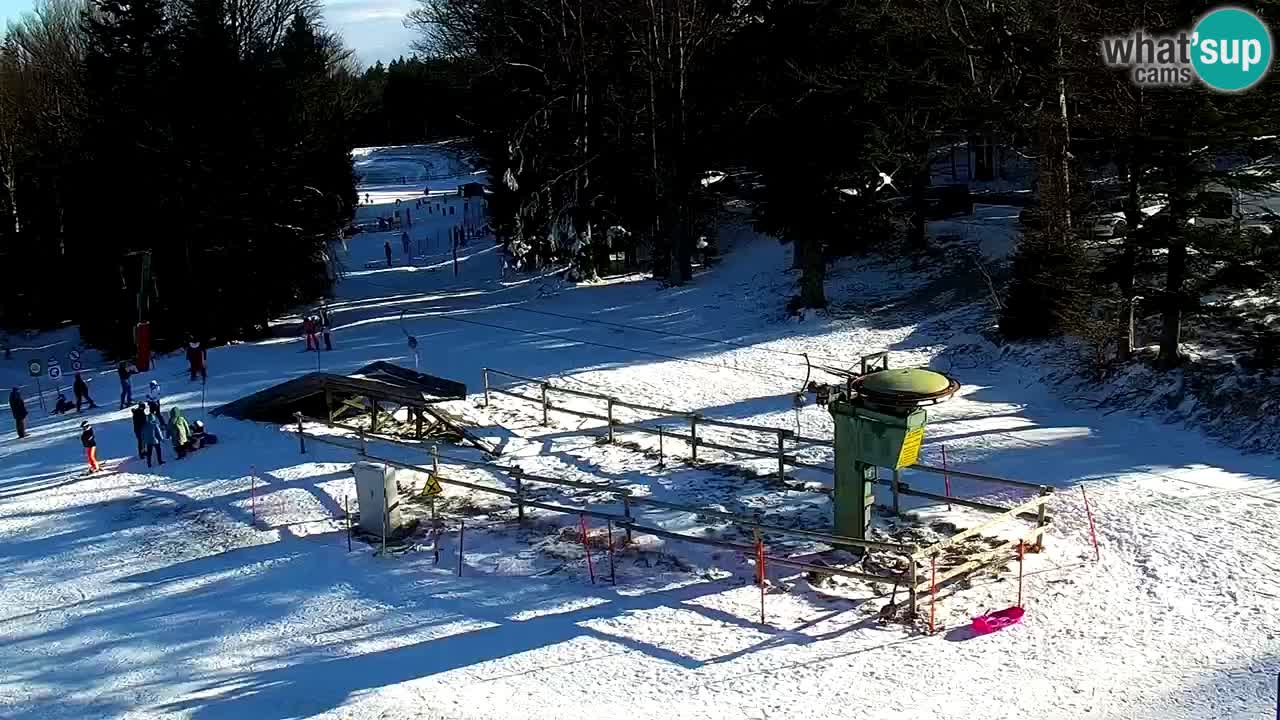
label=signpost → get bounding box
[28,360,45,412]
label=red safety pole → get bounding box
[607,520,616,586]
[1017,541,1025,608]
[755,538,766,625]
[1081,486,1100,562]
[941,445,952,511]
[929,554,937,634]
[579,514,596,584]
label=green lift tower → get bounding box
[828,354,959,544]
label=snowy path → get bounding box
[0,145,1278,719]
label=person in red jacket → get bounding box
[186,338,207,382]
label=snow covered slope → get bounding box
[0,145,1277,720]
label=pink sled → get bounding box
[971,606,1024,635]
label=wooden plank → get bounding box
[911,524,1048,593]
[898,483,1045,520]
[611,398,690,417]
[908,463,1049,492]
[545,384,609,401]
[484,368,543,385]
[489,387,543,405]
[693,438,780,461]
[696,416,790,435]
[421,405,498,457]
[628,496,912,550]
[544,402,610,423]
[911,493,1051,560]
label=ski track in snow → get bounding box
[0,144,1278,719]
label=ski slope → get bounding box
[0,144,1278,720]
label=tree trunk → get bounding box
[908,152,929,252]
[797,234,826,309]
[1117,122,1142,361]
[1158,235,1186,368]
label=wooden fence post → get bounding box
[1034,487,1051,552]
[657,425,665,467]
[359,428,367,456]
[296,413,306,454]
[345,495,352,552]
[891,469,902,516]
[541,383,549,425]
[690,415,699,462]
[514,473,525,523]
[622,494,634,544]
[907,549,919,618]
[776,431,786,481]
[483,368,490,407]
[607,399,615,443]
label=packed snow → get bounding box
[1,144,1278,720]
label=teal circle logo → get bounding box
[1191,7,1273,92]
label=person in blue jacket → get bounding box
[144,406,166,468]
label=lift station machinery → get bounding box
[828,353,960,545]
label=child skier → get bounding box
[146,380,161,417]
[80,420,100,473]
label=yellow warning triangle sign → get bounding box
[422,475,444,497]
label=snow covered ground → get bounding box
[1,144,1279,719]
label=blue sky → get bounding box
[0,0,416,67]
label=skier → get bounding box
[144,406,166,467]
[117,362,135,409]
[168,407,192,459]
[320,305,333,351]
[73,371,98,412]
[190,420,218,450]
[9,387,27,439]
[131,403,147,458]
[53,393,75,414]
[402,231,411,257]
[186,338,207,383]
[80,420,100,473]
[146,380,161,417]
[384,240,393,268]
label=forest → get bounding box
[0,0,362,353]
[2,0,1280,373]
[409,0,1280,371]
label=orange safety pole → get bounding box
[929,554,937,634]
[1081,486,1100,561]
[579,514,595,584]
[1017,541,1025,608]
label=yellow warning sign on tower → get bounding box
[422,475,444,497]
[895,427,925,469]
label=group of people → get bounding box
[302,306,333,352]
[127,396,216,468]
[8,357,220,474]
